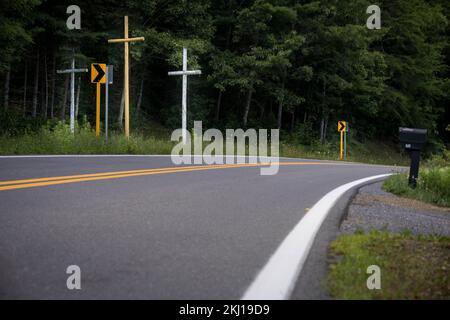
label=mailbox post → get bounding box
[399,127,427,188]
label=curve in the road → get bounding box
[0,156,400,299]
[241,173,391,300]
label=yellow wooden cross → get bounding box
[108,16,145,138]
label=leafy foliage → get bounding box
[0,0,449,148]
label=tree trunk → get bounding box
[290,111,295,131]
[46,53,49,118]
[320,77,327,144]
[60,74,69,120]
[277,81,285,129]
[50,53,56,119]
[4,63,11,111]
[41,66,45,117]
[118,86,125,128]
[215,90,222,122]
[32,50,40,118]
[75,75,81,118]
[23,63,28,114]
[277,101,283,129]
[259,102,265,121]
[43,52,48,118]
[324,115,329,142]
[243,89,253,128]
[320,114,329,144]
[136,77,144,115]
[320,117,325,144]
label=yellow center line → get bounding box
[0,163,247,186]
[0,162,345,191]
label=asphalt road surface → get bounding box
[0,156,398,299]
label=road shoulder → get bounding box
[291,179,450,300]
[341,182,450,236]
[290,177,390,299]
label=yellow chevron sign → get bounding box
[338,121,347,133]
[91,63,106,84]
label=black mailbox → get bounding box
[399,127,427,150]
[399,127,427,188]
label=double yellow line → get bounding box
[0,162,338,191]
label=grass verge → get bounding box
[0,121,175,155]
[0,121,408,166]
[280,139,406,165]
[383,150,450,207]
[328,230,450,299]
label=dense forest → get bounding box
[1,0,449,151]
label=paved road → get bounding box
[0,156,398,299]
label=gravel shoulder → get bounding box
[327,181,450,300]
[293,178,450,300]
[341,181,450,236]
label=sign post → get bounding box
[399,128,427,188]
[344,123,348,160]
[57,55,88,133]
[91,63,106,137]
[105,65,113,141]
[168,47,202,143]
[107,16,145,138]
[338,121,347,160]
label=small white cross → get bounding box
[168,48,202,143]
[57,57,88,133]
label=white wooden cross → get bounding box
[168,48,202,143]
[57,55,88,133]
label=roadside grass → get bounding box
[281,139,407,166]
[328,230,450,300]
[0,120,408,166]
[0,121,175,155]
[383,150,450,207]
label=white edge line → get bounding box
[241,173,392,300]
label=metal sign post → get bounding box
[105,66,109,141]
[344,131,347,160]
[105,65,113,141]
[168,47,202,144]
[338,121,348,160]
[344,123,349,160]
[91,63,107,137]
